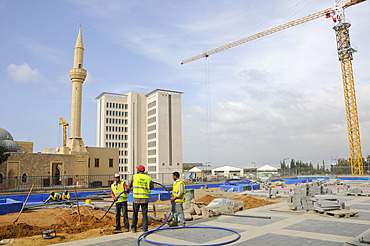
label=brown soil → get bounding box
[0,207,162,245]
[234,196,275,210]
[195,194,219,205]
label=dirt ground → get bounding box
[0,207,162,245]
[0,188,278,245]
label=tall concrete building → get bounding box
[96,89,183,183]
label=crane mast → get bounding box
[333,1,364,175]
[59,117,69,147]
[181,0,366,175]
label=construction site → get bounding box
[1,0,370,245]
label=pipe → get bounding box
[136,182,241,246]
[82,205,94,217]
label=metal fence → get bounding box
[0,174,116,193]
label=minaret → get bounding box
[66,27,87,152]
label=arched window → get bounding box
[22,173,27,183]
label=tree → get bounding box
[0,146,10,165]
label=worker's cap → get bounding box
[114,173,120,178]
[50,191,54,194]
[136,165,145,172]
[64,189,68,192]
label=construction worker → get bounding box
[62,190,70,201]
[111,173,129,232]
[43,191,61,204]
[169,171,186,227]
[127,165,154,233]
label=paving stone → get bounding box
[217,215,283,226]
[231,233,344,246]
[360,199,370,204]
[352,211,370,221]
[284,219,369,237]
[350,204,370,210]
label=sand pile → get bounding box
[234,196,275,210]
[195,195,219,205]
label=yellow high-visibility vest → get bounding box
[111,181,128,203]
[62,192,70,200]
[50,193,61,201]
[133,173,151,199]
[172,180,185,203]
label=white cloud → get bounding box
[7,63,45,83]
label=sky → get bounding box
[1,0,370,168]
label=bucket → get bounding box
[85,199,91,205]
[184,189,194,209]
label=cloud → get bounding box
[7,63,45,83]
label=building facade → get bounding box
[96,89,183,183]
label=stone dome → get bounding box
[0,128,14,141]
[0,140,22,152]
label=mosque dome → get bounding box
[0,128,14,141]
[0,140,22,152]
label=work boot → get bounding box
[124,228,129,232]
[132,228,136,233]
[169,223,178,227]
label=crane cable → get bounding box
[205,57,212,166]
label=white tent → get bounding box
[212,165,244,177]
[189,166,202,172]
[257,165,278,172]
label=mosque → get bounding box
[0,28,118,190]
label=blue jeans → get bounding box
[172,202,185,225]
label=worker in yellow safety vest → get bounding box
[62,190,70,201]
[111,173,129,231]
[127,165,154,233]
[170,171,186,227]
[43,191,61,204]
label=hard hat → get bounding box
[50,191,54,194]
[114,173,120,178]
[65,189,68,193]
[136,165,145,172]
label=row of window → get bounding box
[106,118,128,125]
[88,158,114,168]
[119,150,128,156]
[106,142,128,148]
[106,134,128,140]
[106,110,128,117]
[119,166,128,172]
[119,158,128,164]
[107,102,128,109]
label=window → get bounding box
[148,125,156,132]
[148,149,156,155]
[106,126,108,131]
[125,143,128,148]
[148,101,156,109]
[106,134,108,140]
[125,127,128,132]
[116,103,118,108]
[125,112,128,117]
[109,159,114,168]
[106,142,108,147]
[124,159,128,164]
[125,120,128,125]
[148,117,156,124]
[148,133,156,140]
[124,166,128,172]
[106,118,108,124]
[21,173,27,183]
[124,151,128,156]
[88,158,90,168]
[109,111,112,116]
[106,110,108,115]
[113,103,115,108]
[125,135,128,140]
[125,104,128,109]
[148,166,156,172]
[95,158,100,167]
[148,109,156,117]
[106,102,109,108]
[148,141,156,148]
[148,158,156,163]
[78,64,82,68]
[110,103,112,108]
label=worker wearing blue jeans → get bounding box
[170,172,186,226]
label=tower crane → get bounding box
[59,117,69,147]
[181,0,366,175]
